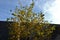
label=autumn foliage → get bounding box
[8,0,55,40]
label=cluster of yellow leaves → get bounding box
[8,0,55,40]
[9,22,55,40]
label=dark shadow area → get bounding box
[0,21,12,40]
[50,24,60,40]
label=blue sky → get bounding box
[0,0,60,24]
[0,0,18,21]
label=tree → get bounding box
[8,0,55,40]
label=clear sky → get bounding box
[46,0,60,24]
[0,0,18,21]
[0,0,60,24]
